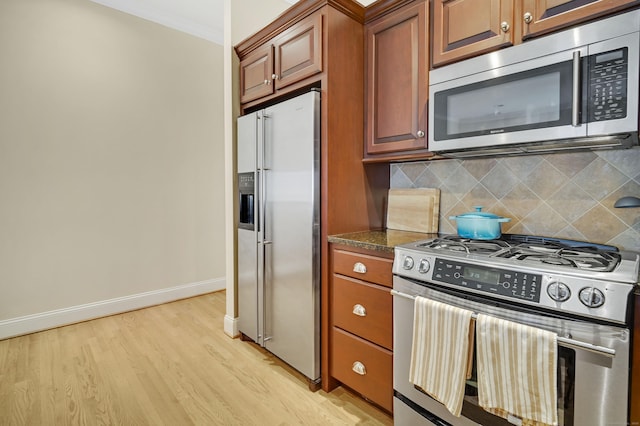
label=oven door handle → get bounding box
[390,289,617,358]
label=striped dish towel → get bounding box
[409,296,474,417]
[476,314,558,426]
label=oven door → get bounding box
[392,276,631,426]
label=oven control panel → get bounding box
[432,258,542,302]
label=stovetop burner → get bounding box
[417,234,621,272]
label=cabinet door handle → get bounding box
[263,79,271,85]
[416,130,425,138]
[524,12,532,24]
[500,21,510,33]
[353,262,367,274]
[272,74,279,80]
[352,304,367,317]
[352,361,366,375]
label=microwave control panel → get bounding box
[588,47,628,123]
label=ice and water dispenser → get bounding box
[238,172,255,230]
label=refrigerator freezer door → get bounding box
[237,112,261,344]
[261,91,320,381]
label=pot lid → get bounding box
[450,206,510,221]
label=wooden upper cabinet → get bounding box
[364,0,430,160]
[521,0,640,39]
[432,0,640,67]
[432,0,514,67]
[238,12,323,105]
[273,13,323,90]
[240,45,275,104]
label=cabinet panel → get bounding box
[238,12,324,106]
[331,327,393,412]
[333,249,393,287]
[239,45,275,104]
[521,0,640,39]
[274,13,323,90]
[432,0,514,67]
[365,1,429,157]
[332,275,393,350]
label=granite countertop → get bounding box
[328,229,437,254]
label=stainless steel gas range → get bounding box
[392,234,639,426]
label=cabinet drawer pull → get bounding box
[353,262,367,274]
[352,361,366,375]
[352,304,367,317]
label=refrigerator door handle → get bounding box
[263,239,273,345]
[262,112,271,171]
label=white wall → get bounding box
[223,0,293,336]
[0,0,225,338]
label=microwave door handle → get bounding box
[572,50,581,127]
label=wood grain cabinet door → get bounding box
[365,1,429,156]
[521,0,640,39]
[273,13,323,91]
[432,0,514,67]
[239,44,275,104]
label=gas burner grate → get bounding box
[417,236,510,255]
[497,245,621,272]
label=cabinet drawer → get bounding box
[333,249,393,287]
[331,327,393,412]
[333,275,392,350]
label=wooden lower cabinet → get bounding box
[333,275,393,350]
[327,244,394,413]
[333,248,393,286]
[330,328,393,412]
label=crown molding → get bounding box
[90,0,222,44]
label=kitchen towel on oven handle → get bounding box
[476,314,559,426]
[409,296,474,417]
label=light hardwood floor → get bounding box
[0,291,393,425]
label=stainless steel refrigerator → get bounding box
[236,90,320,384]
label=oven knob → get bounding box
[402,256,415,270]
[579,287,605,308]
[547,281,571,302]
[418,259,430,274]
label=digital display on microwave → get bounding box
[595,49,623,63]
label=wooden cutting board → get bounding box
[386,188,440,233]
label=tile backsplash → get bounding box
[390,148,640,252]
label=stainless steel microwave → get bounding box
[428,10,640,158]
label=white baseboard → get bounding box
[0,278,225,340]
[224,314,239,338]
